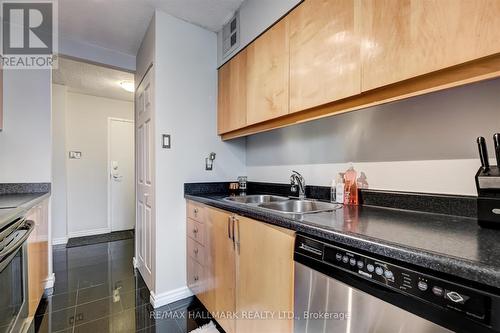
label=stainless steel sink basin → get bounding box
[258,200,342,214]
[223,195,289,205]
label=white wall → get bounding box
[0,69,52,182]
[246,78,500,195]
[153,10,246,299]
[51,84,68,243]
[217,0,300,66]
[65,92,134,237]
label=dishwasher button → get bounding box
[445,291,467,304]
[432,286,444,297]
[335,253,342,261]
[342,256,349,263]
[357,261,364,269]
[375,267,384,276]
[349,258,357,266]
[367,264,375,272]
[418,281,428,291]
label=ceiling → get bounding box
[53,57,135,101]
[59,0,244,57]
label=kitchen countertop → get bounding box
[0,192,51,229]
[185,193,500,291]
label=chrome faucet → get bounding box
[290,171,306,199]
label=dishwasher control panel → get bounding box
[295,235,492,326]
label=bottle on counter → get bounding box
[344,165,359,205]
[330,178,336,203]
[335,173,345,204]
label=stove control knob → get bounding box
[384,270,394,279]
[367,264,375,272]
[342,256,349,263]
[357,261,364,269]
[349,258,357,266]
[335,253,342,261]
[375,267,384,276]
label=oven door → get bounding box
[0,220,34,333]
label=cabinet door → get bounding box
[289,0,361,113]
[246,18,290,125]
[235,216,295,333]
[27,199,49,317]
[209,208,236,333]
[362,0,500,91]
[218,50,247,134]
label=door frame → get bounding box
[107,117,135,233]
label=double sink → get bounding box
[223,195,342,215]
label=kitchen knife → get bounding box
[477,136,490,170]
[494,133,500,167]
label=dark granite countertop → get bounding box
[0,192,51,229]
[185,193,500,291]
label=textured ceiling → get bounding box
[59,0,245,56]
[53,57,135,101]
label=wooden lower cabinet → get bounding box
[26,198,50,318]
[186,201,295,333]
[235,216,295,333]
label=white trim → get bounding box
[107,117,135,234]
[132,256,138,269]
[67,227,111,238]
[149,287,193,309]
[52,237,68,245]
[44,273,56,289]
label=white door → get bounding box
[135,68,155,290]
[108,118,135,232]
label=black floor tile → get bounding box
[76,283,112,304]
[35,237,211,333]
[74,297,123,326]
[119,287,150,311]
[74,316,112,333]
[39,291,78,313]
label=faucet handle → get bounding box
[291,185,297,193]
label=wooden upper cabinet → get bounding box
[246,17,290,125]
[218,50,247,134]
[289,0,361,113]
[361,0,500,91]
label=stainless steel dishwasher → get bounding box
[294,234,500,333]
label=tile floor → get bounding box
[34,239,213,333]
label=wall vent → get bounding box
[222,11,240,58]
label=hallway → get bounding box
[34,239,210,332]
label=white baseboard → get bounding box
[150,286,193,309]
[132,257,138,269]
[44,273,55,289]
[67,227,111,239]
[52,237,68,245]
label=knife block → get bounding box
[476,166,500,228]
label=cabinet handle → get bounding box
[194,275,199,282]
[194,248,199,255]
[231,216,236,250]
[193,227,198,234]
[235,217,240,255]
[227,216,232,239]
